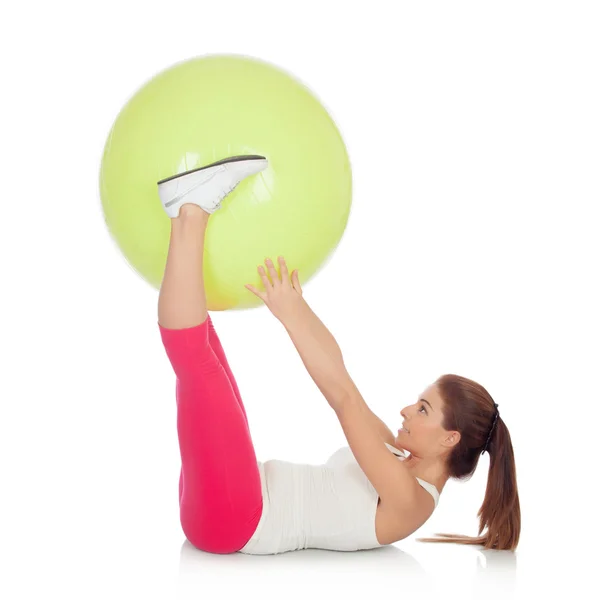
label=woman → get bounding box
[156,155,521,555]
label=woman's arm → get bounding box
[244,257,397,439]
[245,258,418,510]
[366,409,397,445]
[281,300,353,408]
[282,302,398,446]
[284,304,418,508]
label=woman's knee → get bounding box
[181,519,254,555]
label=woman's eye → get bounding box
[419,406,426,413]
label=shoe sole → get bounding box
[157,154,267,185]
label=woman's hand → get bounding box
[245,257,307,324]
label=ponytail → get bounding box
[417,417,521,550]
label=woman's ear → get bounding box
[444,430,461,448]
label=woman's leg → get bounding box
[206,315,248,425]
[177,316,248,505]
[158,204,262,554]
[178,316,249,504]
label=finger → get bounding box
[292,269,303,294]
[278,256,290,286]
[257,265,272,290]
[264,258,280,286]
[244,284,267,302]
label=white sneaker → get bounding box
[157,155,268,218]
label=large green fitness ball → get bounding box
[99,54,352,310]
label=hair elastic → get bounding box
[481,402,500,454]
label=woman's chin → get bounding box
[393,436,408,450]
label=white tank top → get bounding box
[239,442,440,555]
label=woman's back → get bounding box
[239,444,439,555]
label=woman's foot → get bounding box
[157,155,268,218]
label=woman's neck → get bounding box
[402,452,448,492]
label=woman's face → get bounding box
[395,384,457,456]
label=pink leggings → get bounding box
[159,316,263,554]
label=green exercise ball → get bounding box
[99,54,352,310]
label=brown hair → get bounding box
[417,374,521,550]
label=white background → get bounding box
[2,0,598,598]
